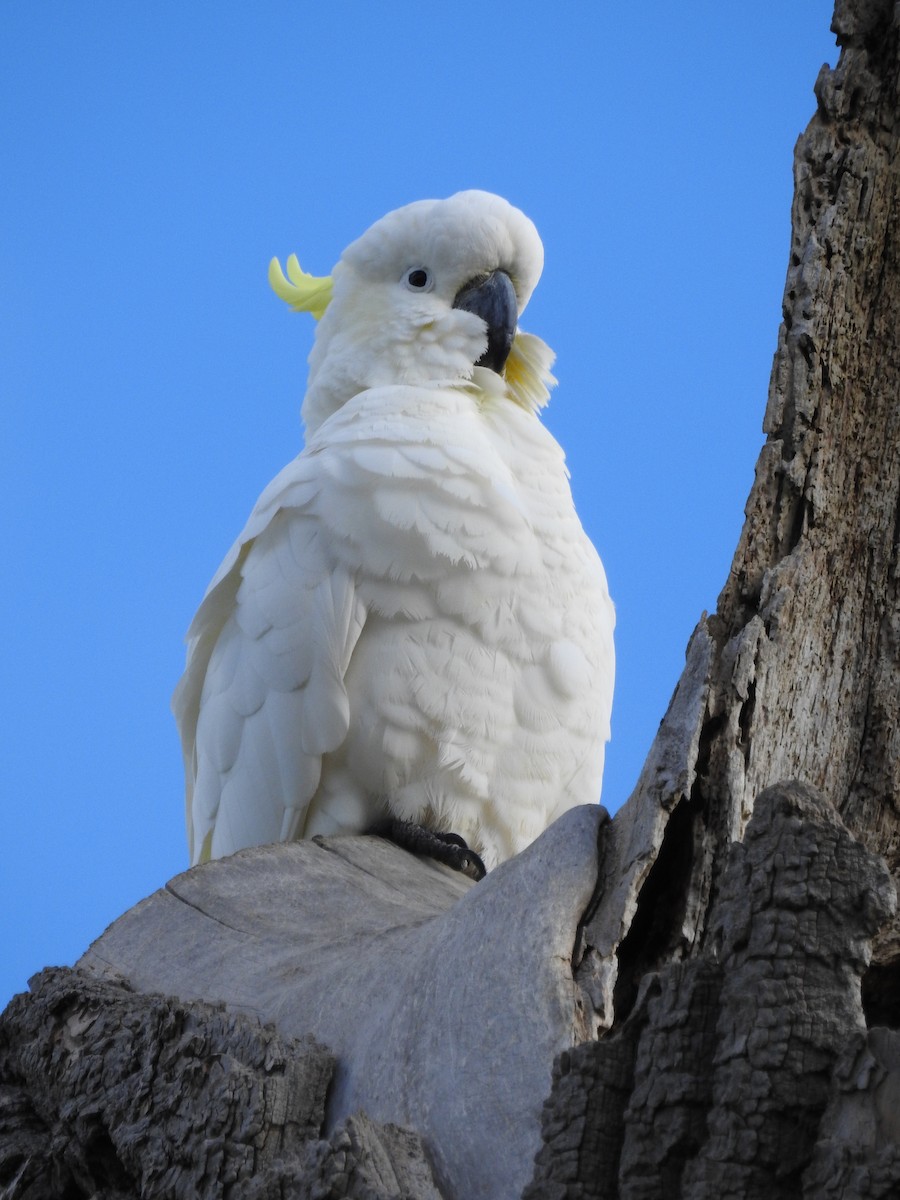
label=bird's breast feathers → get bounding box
[180,376,613,868]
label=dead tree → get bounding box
[569,0,900,1037]
[2,1,899,1196]
[527,0,900,1190]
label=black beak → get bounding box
[452,269,518,374]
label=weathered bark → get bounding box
[0,966,442,1200]
[573,0,900,1033]
[2,1,899,1196]
[3,787,893,1198]
[707,0,900,982]
[527,782,897,1198]
[522,0,900,1189]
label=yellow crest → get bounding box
[268,254,333,320]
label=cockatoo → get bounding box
[174,190,614,877]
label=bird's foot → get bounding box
[370,818,486,881]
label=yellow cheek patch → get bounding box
[504,331,557,414]
[268,254,334,320]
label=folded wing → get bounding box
[173,456,366,863]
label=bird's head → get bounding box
[270,190,555,435]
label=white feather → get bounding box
[174,190,615,870]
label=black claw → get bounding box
[369,818,487,881]
[431,830,486,880]
[434,831,468,849]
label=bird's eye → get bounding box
[404,267,432,291]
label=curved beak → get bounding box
[452,269,518,374]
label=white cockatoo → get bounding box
[174,190,614,877]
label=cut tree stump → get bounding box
[74,804,607,1200]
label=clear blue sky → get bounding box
[1,4,837,1007]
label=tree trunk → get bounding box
[2,1,900,1197]
[574,0,900,1030]
[526,0,900,1190]
[529,782,898,1199]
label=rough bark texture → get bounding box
[704,0,900,987]
[521,1,900,1189]
[0,967,442,1200]
[526,783,897,1198]
[572,0,900,1033]
[2,1,899,1196]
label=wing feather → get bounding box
[174,454,366,864]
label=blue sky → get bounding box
[1,4,837,1007]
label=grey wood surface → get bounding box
[78,805,606,1200]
